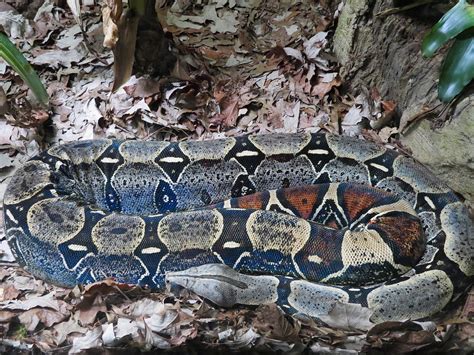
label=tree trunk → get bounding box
[333,0,474,209]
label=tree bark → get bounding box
[333,0,474,209]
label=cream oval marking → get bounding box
[90,210,107,215]
[68,244,88,252]
[142,247,162,254]
[236,150,259,157]
[369,163,389,172]
[6,210,18,224]
[308,149,329,155]
[308,255,323,263]
[101,157,120,164]
[223,241,241,249]
[424,196,436,210]
[159,157,184,163]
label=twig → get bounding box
[375,0,438,17]
[0,339,33,351]
[400,102,443,134]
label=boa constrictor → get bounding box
[3,133,473,323]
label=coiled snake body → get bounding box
[3,133,473,323]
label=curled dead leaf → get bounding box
[76,279,134,325]
[53,317,87,345]
[69,326,103,354]
[317,302,373,331]
[253,304,301,342]
[102,6,119,49]
[18,308,68,332]
[0,284,21,301]
[82,278,134,295]
[366,321,438,353]
[0,86,7,115]
[76,293,106,326]
[0,293,70,313]
[0,310,16,322]
[460,287,474,320]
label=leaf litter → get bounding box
[0,0,472,353]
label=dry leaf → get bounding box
[66,0,82,26]
[0,310,16,322]
[253,304,301,342]
[115,317,140,340]
[125,298,167,318]
[76,293,107,326]
[0,293,68,312]
[112,9,140,92]
[69,326,103,354]
[0,284,21,301]
[366,321,438,353]
[53,317,88,345]
[318,302,373,331]
[144,310,179,333]
[459,287,474,320]
[102,5,119,48]
[18,308,68,331]
[213,94,239,127]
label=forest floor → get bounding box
[0,1,473,353]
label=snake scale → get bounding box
[3,133,473,323]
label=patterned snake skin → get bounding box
[3,133,473,323]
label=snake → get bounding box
[3,133,473,323]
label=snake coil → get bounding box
[3,133,473,323]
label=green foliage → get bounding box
[0,32,49,107]
[422,0,474,102]
[438,30,474,101]
[13,324,28,339]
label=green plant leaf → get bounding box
[422,0,474,57]
[0,32,48,107]
[438,32,474,102]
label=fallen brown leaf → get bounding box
[366,321,437,353]
[311,75,342,98]
[0,284,21,301]
[18,308,68,332]
[212,94,240,127]
[0,293,69,312]
[460,287,474,320]
[317,302,373,331]
[53,317,88,345]
[76,293,107,326]
[69,326,103,354]
[253,304,301,342]
[0,310,16,322]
